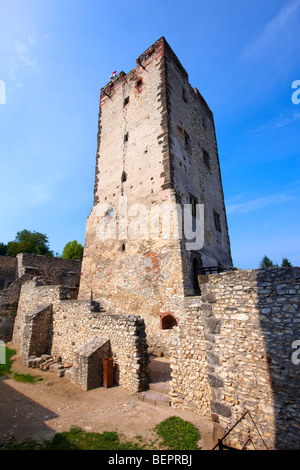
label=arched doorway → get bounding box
[161,314,178,330]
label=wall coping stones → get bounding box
[75,336,110,358]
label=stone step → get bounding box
[138,389,171,407]
[149,381,171,395]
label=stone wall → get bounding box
[72,337,110,391]
[0,256,17,289]
[12,279,76,347]
[0,254,81,343]
[164,40,232,284]
[0,274,32,342]
[21,304,53,358]
[78,37,232,355]
[170,268,300,450]
[168,302,211,416]
[16,253,81,288]
[13,279,149,393]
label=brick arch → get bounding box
[160,313,178,330]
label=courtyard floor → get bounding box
[0,343,220,450]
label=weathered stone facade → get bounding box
[4,38,300,449]
[0,255,17,289]
[79,37,232,354]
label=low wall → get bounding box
[0,254,81,342]
[16,253,81,288]
[168,303,211,416]
[0,256,17,289]
[170,268,300,450]
[13,279,149,393]
[12,279,75,347]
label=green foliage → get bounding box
[0,242,7,256]
[259,255,293,268]
[281,257,293,267]
[0,427,145,450]
[0,410,202,450]
[6,229,53,257]
[154,416,201,450]
[0,347,42,383]
[61,240,84,261]
[0,346,16,376]
[13,373,43,383]
[259,255,277,268]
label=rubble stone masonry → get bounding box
[170,268,300,450]
[79,37,232,354]
[13,279,149,393]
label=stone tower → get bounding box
[79,37,232,354]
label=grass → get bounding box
[0,426,147,450]
[1,346,202,450]
[12,372,43,383]
[0,418,202,451]
[0,346,43,383]
[154,416,201,450]
[0,346,16,376]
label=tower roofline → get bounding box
[99,37,213,120]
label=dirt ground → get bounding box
[0,343,220,450]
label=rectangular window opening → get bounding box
[189,195,198,218]
[214,210,222,232]
[184,130,191,149]
[203,149,210,168]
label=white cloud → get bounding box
[245,0,300,58]
[227,193,292,214]
[9,36,39,81]
[248,111,300,134]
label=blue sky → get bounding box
[0,0,299,269]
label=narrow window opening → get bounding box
[121,171,127,183]
[214,210,222,232]
[124,132,129,143]
[123,96,129,107]
[192,258,201,295]
[189,194,198,218]
[203,149,210,168]
[121,243,126,252]
[184,130,191,149]
[137,79,142,87]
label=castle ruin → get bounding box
[0,37,299,450]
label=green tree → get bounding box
[0,243,7,256]
[6,230,53,257]
[61,240,84,261]
[259,255,278,268]
[281,258,293,267]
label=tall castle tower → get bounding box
[79,37,232,354]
